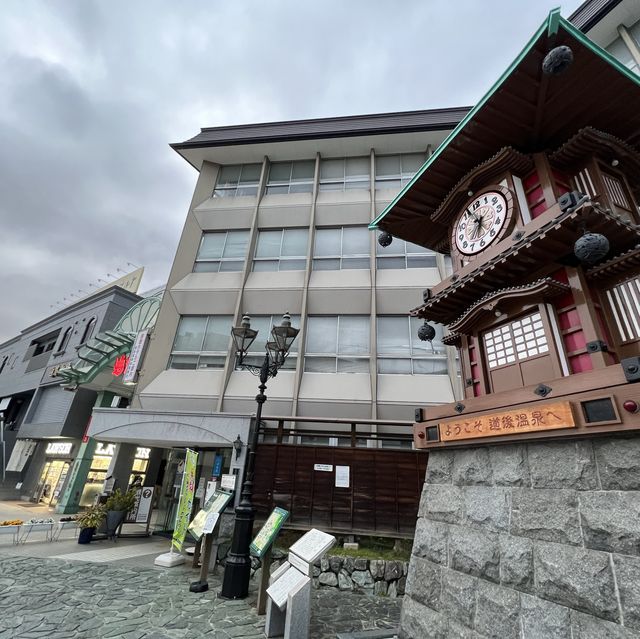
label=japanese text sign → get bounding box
[439,401,575,442]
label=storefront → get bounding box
[33,441,78,506]
[79,443,152,507]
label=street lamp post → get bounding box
[221,312,299,599]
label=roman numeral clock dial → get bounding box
[454,190,509,256]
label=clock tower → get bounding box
[370,9,640,449]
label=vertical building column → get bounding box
[105,443,137,493]
[369,148,378,424]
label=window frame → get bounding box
[304,315,371,373]
[265,160,315,195]
[213,163,262,198]
[318,157,370,192]
[377,316,448,375]
[168,315,233,370]
[375,153,424,191]
[56,327,73,354]
[193,230,250,273]
[252,228,309,272]
[376,239,437,270]
[312,226,371,271]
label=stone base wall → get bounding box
[400,436,640,638]
[251,551,408,597]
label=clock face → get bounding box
[454,191,508,255]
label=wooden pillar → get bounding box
[566,267,608,369]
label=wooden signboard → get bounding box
[439,401,575,442]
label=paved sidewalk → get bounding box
[0,552,401,638]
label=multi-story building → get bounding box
[0,279,142,504]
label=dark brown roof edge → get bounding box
[171,106,471,150]
[569,0,623,32]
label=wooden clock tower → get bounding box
[371,10,640,449]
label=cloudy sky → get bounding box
[0,0,583,342]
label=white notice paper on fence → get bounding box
[335,465,350,488]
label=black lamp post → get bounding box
[221,312,299,599]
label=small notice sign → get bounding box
[221,474,236,491]
[439,401,575,442]
[202,512,220,535]
[251,507,289,558]
[267,566,309,611]
[335,465,350,488]
[314,464,333,472]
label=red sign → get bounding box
[112,355,130,377]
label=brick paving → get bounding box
[0,552,400,638]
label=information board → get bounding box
[250,507,289,557]
[187,490,233,541]
[266,566,309,611]
[289,528,336,564]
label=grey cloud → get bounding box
[0,0,583,342]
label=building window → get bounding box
[483,312,548,370]
[377,317,447,374]
[194,231,249,273]
[253,228,308,271]
[57,327,73,353]
[305,316,370,373]
[32,332,60,356]
[375,154,424,191]
[376,239,437,269]
[319,157,370,192]
[312,227,370,270]
[0,356,7,374]
[266,160,315,195]
[80,318,96,344]
[169,315,233,370]
[213,164,262,198]
[237,314,301,370]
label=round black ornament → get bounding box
[542,46,574,75]
[417,321,436,342]
[574,232,609,264]
[378,231,393,247]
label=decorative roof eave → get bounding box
[446,278,570,334]
[369,8,640,249]
[549,126,640,199]
[432,147,534,225]
[410,200,640,324]
[586,244,640,283]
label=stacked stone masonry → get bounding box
[400,436,640,638]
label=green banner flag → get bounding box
[172,448,198,552]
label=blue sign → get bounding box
[213,454,223,477]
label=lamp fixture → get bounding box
[233,435,243,460]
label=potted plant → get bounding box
[76,505,106,544]
[104,488,137,539]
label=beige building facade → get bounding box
[128,110,473,443]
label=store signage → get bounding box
[112,355,130,377]
[48,362,73,379]
[95,443,116,456]
[123,330,148,384]
[136,447,150,459]
[439,401,576,442]
[45,442,73,456]
[250,507,289,558]
[212,454,223,477]
[172,448,198,552]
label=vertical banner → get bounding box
[172,448,198,552]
